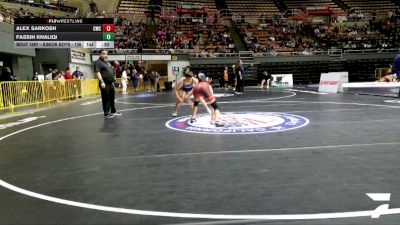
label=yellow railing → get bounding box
[0,79,100,112]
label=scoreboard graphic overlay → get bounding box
[14,18,115,48]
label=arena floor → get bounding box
[0,88,400,225]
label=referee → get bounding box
[94,50,121,118]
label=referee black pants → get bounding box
[100,83,116,116]
[235,76,244,93]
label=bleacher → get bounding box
[116,0,150,14]
[161,0,217,11]
[225,0,281,15]
[156,20,236,53]
[283,0,344,15]
[340,0,398,13]
[114,18,146,50]
[1,0,77,13]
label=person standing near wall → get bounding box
[131,69,139,92]
[235,59,244,94]
[64,68,73,80]
[0,67,14,82]
[154,71,161,92]
[0,67,14,108]
[72,66,84,98]
[231,64,236,91]
[260,71,271,89]
[223,66,228,90]
[121,66,129,95]
[94,50,121,119]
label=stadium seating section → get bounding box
[117,0,150,14]
[341,0,398,13]
[1,0,399,54]
[161,0,217,11]
[226,0,280,15]
[283,0,344,15]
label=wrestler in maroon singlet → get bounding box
[186,73,223,127]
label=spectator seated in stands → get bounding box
[154,16,235,54]
[5,0,77,13]
[312,19,399,50]
[237,18,322,55]
[114,17,146,52]
[236,11,399,54]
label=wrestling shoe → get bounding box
[104,114,115,119]
[111,112,122,116]
[215,121,224,127]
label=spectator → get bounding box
[32,71,39,81]
[223,66,228,89]
[121,66,129,94]
[45,69,53,80]
[64,67,72,80]
[0,67,14,82]
[154,71,161,92]
[72,67,84,80]
[150,71,157,92]
[130,69,139,92]
[72,67,84,98]
[260,71,271,89]
[113,61,122,78]
[114,18,145,52]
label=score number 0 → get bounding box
[103,24,114,32]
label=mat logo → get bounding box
[166,112,309,134]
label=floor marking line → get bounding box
[2,178,400,220]
[100,142,400,160]
[248,100,400,109]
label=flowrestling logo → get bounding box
[166,112,309,134]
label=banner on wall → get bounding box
[126,55,142,60]
[90,54,125,61]
[70,48,91,65]
[142,55,171,61]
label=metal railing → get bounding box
[343,48,400,54]
[189,52,239,58]
[0,79,100,112]
[91,48,398,58]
